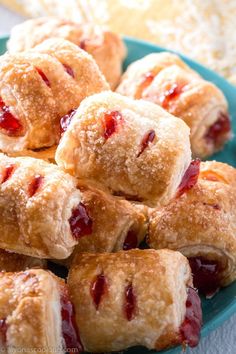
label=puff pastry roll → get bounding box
[72,182,147,254]
[0,269,83,353]
[68,249,202,352]
[116,52,231,158]
[148,161,236,297]
[7,17,126,89]
[0,38,108,158]
[56,91,191,207]
[0,249,46,272]
[0,153,85,259]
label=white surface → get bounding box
[0,4,235,354]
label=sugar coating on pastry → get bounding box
[0,153,82,259]
[0,38,109,156]
[148,160,236,293]
[72,181,147,254]
[7,17,126,89]
[56,91,191,207]
[0,269,64,353]
[116,52,231,158]
[0,249,47,272]
[68,249,201,352]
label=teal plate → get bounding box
[0,35,236,354]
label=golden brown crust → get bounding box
[7,17,126,89]
[55,91,191,207]
[148,161,236,286]
[116,52,230,158]
[0,269,64,353]
[72,181,147,254]
[68,249,192,352]
[0,38,108,156]
[0,249,47,272]
[0,153,81,259]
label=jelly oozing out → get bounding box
[137,129,156,157]
[60,109,76,133]
[90,273,107,310]
[135,72,156,99]
[69,202,93,239]
[188,257,221,297]
[63,64,75,78]
[36,68,51,87]
[1,164,15,184]
[0,98,22,136]
[0,319,7,345]
[60,291,83,352]
[205,112,231,148]
[177,159,200,197]
[28,175,43,197]
[124,283,136,321]
[123,230,138,250]
[180,287,202,348]
[160,83,185,109]
[102,111,123,140]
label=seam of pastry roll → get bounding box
[178,244,236,287]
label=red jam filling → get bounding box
[0,319,7,345]
[90,273,107,310]
[124,283,136,321]
[0,97,22,136]
[63,64,75,78]
[69,202,93,239]
[79,40,86,50]
[60,291,83,352]
[160,83,185,109]
[102,111,123,140]
[60,109,76,133]
[176,159,200,198]
[204,112,231,148]
[135,72,156,99]
[28,175,43,197]
[36,68,50,87]
[123,230,138,250]
[188,257,221,297]
[137,129,156,157]
[180,287,202,348]
[1,164,15,184]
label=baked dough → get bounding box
[0,249,46,272]
[116,52,231,158]
[68,249,202,352]
[0,153,82,259]
[7,17,126,89]
[72,181,147,254]
[55,91,191,207]
[148,161,236,291]
[0,269,82,353]
[0,38,108,157]
[0,269,64,353]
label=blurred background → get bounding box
[0,0,236,84]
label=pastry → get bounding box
[72,181,147,254]
[0,153,84,259]
[148,161,236,297]
[55,91,192,207]
[0,38,108,158]
[68,249,202,352]
[116,52,231,158]
[0,249,46,272]
[7,17,126,89]
[0,269,82,353]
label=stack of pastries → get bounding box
[0,16,234,353]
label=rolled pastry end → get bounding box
[68,249,202,352]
